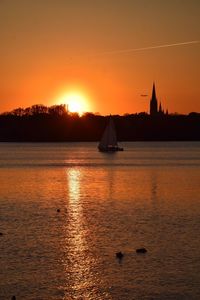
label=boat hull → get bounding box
[98,146,124,152]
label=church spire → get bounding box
[150,82,158,115]
[152,82,156,100]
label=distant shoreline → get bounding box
[0,109,200,142]
[1,139,200,143]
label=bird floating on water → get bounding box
[116,251,124,259]
[136,248,147,254]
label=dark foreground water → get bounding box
[0,142,200,300]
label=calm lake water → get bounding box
[0,142,200,300]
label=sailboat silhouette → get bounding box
[98,116,124,152]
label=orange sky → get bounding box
[0,0,199,115]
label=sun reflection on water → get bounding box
[63,168,106,299]
[68,168,81,203]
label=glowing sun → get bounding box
[58,91,90,115]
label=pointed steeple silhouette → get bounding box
[152,82,156,99]
[159,102,162,113]
[150,82,158,115]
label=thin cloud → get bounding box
[65,40,200,64]
[94,40,200,56]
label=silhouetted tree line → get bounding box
[2,104,67,117]
[0,104,200,141]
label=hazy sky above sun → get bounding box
[0,0,199,115]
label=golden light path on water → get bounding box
[63,168,108,299]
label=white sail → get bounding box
[98,117,118,149]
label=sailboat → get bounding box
[98,116,124,152]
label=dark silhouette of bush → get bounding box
[0,104,200,142]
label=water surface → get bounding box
[0,142,200,299]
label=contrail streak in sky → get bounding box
[65,40,199,64]
[94,40,200,56]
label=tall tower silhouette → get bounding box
[150,83,158,115]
